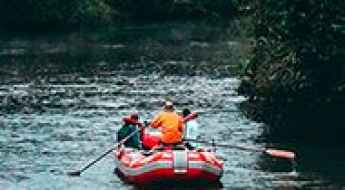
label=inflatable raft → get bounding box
[114,129,223,185]
[114,146,224,185]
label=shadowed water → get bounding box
[0,22,344,190]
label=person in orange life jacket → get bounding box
[149,101,184,145]
[117,113,143,149]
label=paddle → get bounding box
[186,138,296,160]
[67,125,144,176]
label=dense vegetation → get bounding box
[238,1,345,143]
[0,0,238,29]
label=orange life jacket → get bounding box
[150,111,184,144]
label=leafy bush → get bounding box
[239,0,345,142]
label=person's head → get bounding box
[163,101,174,112]
[182,108,191,117]
[129,112,139,121]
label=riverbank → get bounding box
[238,1,345,144]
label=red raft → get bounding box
[114,147,224,185]
[114,132,224,185]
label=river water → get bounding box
[0,22,344,190]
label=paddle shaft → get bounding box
[186,138,264,152]
[77,147,115,174]
[69,126,142,176]
[186,138,295,159]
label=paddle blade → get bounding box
[265,149,296,159]
[67,171,81,176]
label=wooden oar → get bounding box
[67,125,144,176]
[186,139,296,160]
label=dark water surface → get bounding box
[0,22,344,190]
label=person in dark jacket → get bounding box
[117,113,142,149]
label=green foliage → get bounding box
[239,0,345,141]
[0,0,238,28]
[69,0,114,25]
